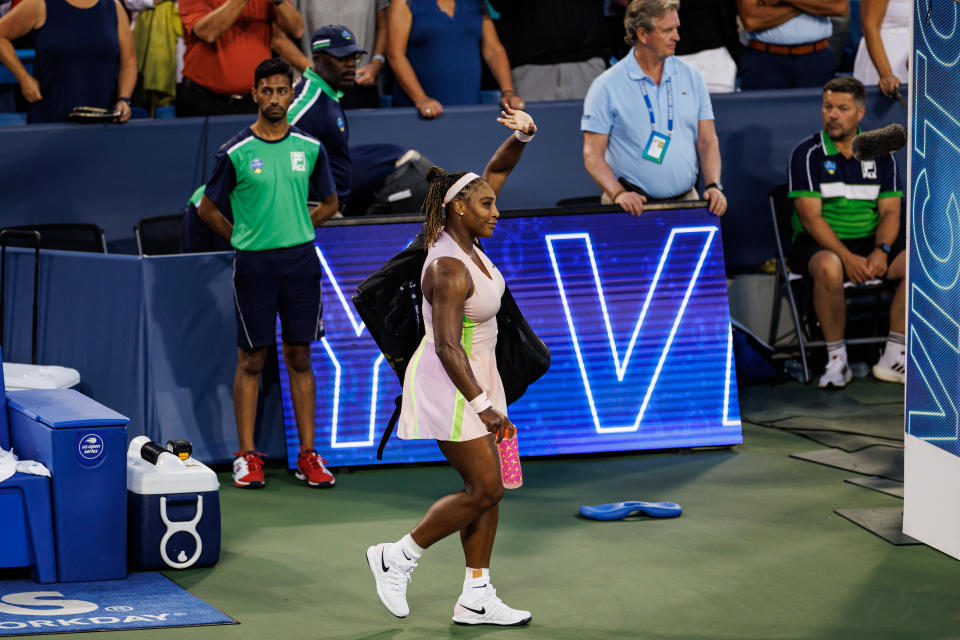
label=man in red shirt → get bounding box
[178,0,304,116]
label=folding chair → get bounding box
[134,213,185,256]
[768,184,893,383]
[1,223,107,253]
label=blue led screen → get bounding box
[906,1,960,454]
[279,208,742,467]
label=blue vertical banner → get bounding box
[903,0,960,558]
[278,208,742,468]
[907,0,960,451]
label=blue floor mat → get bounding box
[0,572,234,636]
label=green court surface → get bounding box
[70,380,960,639]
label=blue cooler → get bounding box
[127,437,221,570]
[7,389,129,582]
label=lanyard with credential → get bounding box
[639,77,673,164]
[638,77,673,136]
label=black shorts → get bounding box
[787,234,905,278]
[233,241,323,349]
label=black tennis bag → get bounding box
[352,227,551,458]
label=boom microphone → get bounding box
[851,123,907,161]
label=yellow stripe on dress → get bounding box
[450,316,476,442]
[407,337,428,439]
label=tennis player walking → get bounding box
[366,106,536,626]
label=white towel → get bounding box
[0,448,51,483]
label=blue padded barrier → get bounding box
[0,89,905,273]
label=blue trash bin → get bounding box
[7,389,129,582]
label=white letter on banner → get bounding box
[314,247,387,449]
[546,227,734,433]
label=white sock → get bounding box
[394,533,423,560]
[462,568,490,600]
[884,331,905,360]
[385,533,423,566]
[826,340,847,364]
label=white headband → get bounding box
[443,172,480,206]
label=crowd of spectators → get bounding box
[0,0,909,122]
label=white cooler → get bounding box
[126,437,221,570]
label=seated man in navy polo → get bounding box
[582,0,726,217]
[787,76,905,388]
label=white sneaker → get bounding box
[819,355,852,388]
[366,543,416,618]
[872,350,906,384]
[452,581,532,626]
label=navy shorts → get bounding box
[232,241,323,349]
[787,234,906,278]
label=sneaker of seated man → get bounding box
[786,77,906,388]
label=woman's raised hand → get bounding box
[496,104,536,136]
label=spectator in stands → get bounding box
[582,0,726,217]
[737,0,847,90]
[386,0,524,119]
[675,0,739,93]
[289,25,431,215]
[0,0,137,123]
[198,57,340,489]
[853,0,910,98]
[487,0,607,102]
[787,77,904,388]
[125,0,183,114]
[177,0,304,117]
[291,0,388,109]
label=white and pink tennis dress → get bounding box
[398,230,506,442]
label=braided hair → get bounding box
[421,166,482,248]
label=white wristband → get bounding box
[372,54,386,64]
[514,130,534,143]
[469,392,492,414]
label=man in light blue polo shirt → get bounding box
[582,0,726,216]
[737,0,847,90]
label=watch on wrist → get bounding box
[876,243,892,254]
[704,182,724,192]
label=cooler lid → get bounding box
[127,455,220,494]
[6,389,129,428]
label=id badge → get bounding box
[642,131,670,164]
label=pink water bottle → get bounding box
[498,432,523,489]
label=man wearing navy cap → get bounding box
[287,25,430,216]
[286,25,363,211]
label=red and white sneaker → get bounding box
[296,448,336,488]
[232,450,266,488]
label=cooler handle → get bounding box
[159,495,203,569]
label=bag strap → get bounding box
[377,394,403,460]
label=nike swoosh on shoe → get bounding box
[458,603,486,615]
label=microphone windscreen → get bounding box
[851,124,907,161]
